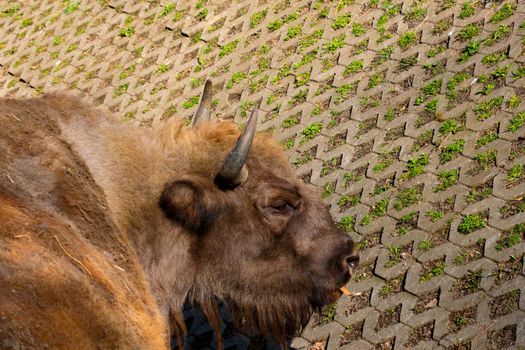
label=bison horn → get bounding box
[216,109,258,187]
[190,79,212,127]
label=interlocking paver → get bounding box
[1,0,524,349]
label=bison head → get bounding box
[157,80,358,346]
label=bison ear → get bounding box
[159,177,218,234]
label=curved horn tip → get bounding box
[215,109,259,188]
[190,79,213,128]
[247,108,258,126]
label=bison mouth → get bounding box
[311,253,359,307]
[309,284,348,311]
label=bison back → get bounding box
[0,95,167,350]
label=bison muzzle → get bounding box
[0,80,358,349]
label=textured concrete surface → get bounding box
[1,0,524,349]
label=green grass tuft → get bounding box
[458,214,486,234]
[440,140,465,163]
[398,31,416,49]
[489,3,514,23]
[300,122,323,144]
[219,40,239,57]
[507,112,525,132]
[332,13,352,30]
[250,9,267,28]
[394,187,422,210]
[434,169,459,192]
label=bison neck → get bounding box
[59,116,195,321]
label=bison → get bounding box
[0,80,358,349]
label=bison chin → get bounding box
[187,293,315,348]
[174,279,342,349]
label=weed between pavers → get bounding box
[415,78,442,105]
[332,13,352,30]
[320,181,335,198]
[507,95,521,109]
[439,119,463,135]
[343,167,366,186]
[412,289,439,314]
[385,243,410,268]
[337,216,355,233]
[465,185,492,203]
[339,320,364,346]
[284,26,302,41]
[457,41,480,62]
[458,214,487,234]
[420,259,445,281]
[490,289,520,318]
[417,239,434,252]
[398,54,418,71]
[484,25,511,46]
[449,306,476,332]
[218,40,238,58]
[493,255,523,286]
[427,209,444,222]
[507,112,525,133]
[337,193,360,211]
[344,59,364,76]
[367,71,384,90]
[446,71,471,101]
[398,212,419,232]
[281,115,299,129]
[352,39,369,56]
[495,224,523,251]
[513,66,525,80]
[440,139,464,163]
[226,71,247,89]
[398,31,416,49]
[454,239,485,265]
[318,302,337,325]
[372,180,394,197]
[379,274,404,297]
[300,122,322,144]
[373,45,394,66]
[458,23,481,41]
[474,149,497,172]
[352,22,366,37]
[335,82,359,103]
[249,9,267,28]
[489,3,515,23]
[506,164,524,182]
[423,60,446,79]
[476,130,498,147]
[432,18,452,35]
[453,269,483,296]
[357,230,382,251]
[292,147,316,168]
[482,51,506,66]
[394,186,423,210]
[374,304,401,331]
[401,154,429,180]
[113,83,129,97]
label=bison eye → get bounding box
[270,200,293,214]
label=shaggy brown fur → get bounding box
[0,93,357,349]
